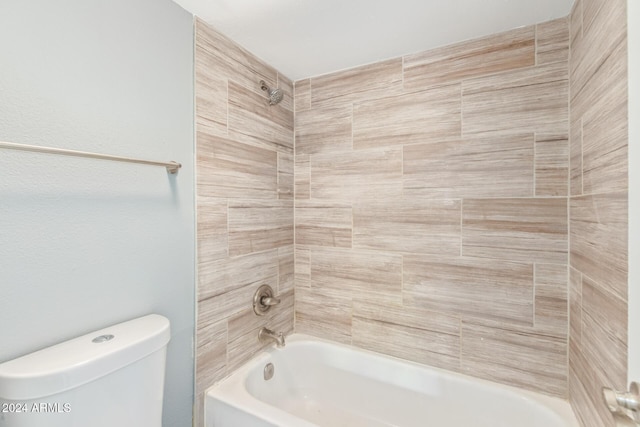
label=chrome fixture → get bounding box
[263,363,275,381]
[253,284,281,316]
[603,382,640,424]
[260,80,284,105]
[258,327,285,348]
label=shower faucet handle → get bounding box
[261,296,281,306]
[253,284,280,316]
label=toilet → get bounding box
[0,314,170,427]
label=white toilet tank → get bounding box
[0,314,170,427]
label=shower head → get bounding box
[260,80,284,105]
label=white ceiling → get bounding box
[172,0,574,81]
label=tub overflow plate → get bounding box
[92,334,115,343]
[264,363,274,381]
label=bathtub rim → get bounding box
[205,333,580,427]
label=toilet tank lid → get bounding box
[0,314,170,401]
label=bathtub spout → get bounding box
[258,327,285,348]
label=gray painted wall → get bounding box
[0,1,195,425]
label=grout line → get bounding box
[566,15,572,388]
[293,86,297,334]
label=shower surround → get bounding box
[195,3,629,426]
[294,18,570,398]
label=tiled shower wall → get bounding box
[194,19,295,426]
[568,0,629,426]
[293,20,571,397]
[193,5,629,427]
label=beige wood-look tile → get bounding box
[353,301,459,334]
[195,319,227,395]
[462,198,568,264]
[536,18,570,65]
[569,349,615,427]
[195,19,278,96]
[226,308,264,377]
[294,79,311,112]
[196,198,228,268]
[198,249,279,302]
[569,267,582,350]
[571,0,626,104]
[310,58,403,108]
[461,319,567,397]
[581,276,628,394]
[295,105,352,156]
[353,199,461,255]
[352,83,461,150]
[310,148,402,201]
[403,134,534,199]
[570,22,626,182]
[534,264,568,337]
[569,277,626,427]
[195,56,228,136]
[403,26,535,91]
[570,193,627,300]
[352,303,460,371]
[195,394,205,427]
[196,132,277,199]
[199,282,267,329]
[310,247,402,305]
[581,66,628,195]
[570,119,583,196]
[535,133,568,196]
[227,289,294,372]
[295,202,352,248]
[571,34,626,140]
[295,286,352,344]
[462,61,568,137]
[295,245,311,288]
[228,80,294,153]
[277,72,294,112]
[403,256,534,325]
[228,200,294,256]
[278,152,293,200]
[278,245,295,293]
[582,0,608,33]
[570,0,583,47]
[294,154,310,200]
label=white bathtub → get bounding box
[205,334,579,427]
